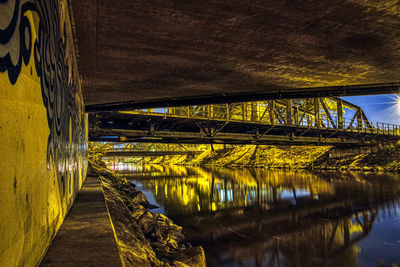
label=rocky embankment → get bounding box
[142,145,331,169]
[130,143,400,172]
[314,144,400,171]
[89,162,205,267]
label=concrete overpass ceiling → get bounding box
[71,0,400,105]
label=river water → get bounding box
[109,163,400,267]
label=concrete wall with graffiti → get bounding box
[0,0,87,265]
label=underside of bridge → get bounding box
[3,1,400,266]
[71,0,400,106]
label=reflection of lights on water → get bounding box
[281,189,311,200]
[106,162,136,171]
[227,189,233,202]
[219,190,224,201]
[104,164,335,213]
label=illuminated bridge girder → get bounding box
[89,97,400,146]
[85,83,400,112]
[104,150,202,157]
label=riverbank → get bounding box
[143,145,331,169]
[314,143,400,172]
[89,161,205,267]
[135,143,400,172]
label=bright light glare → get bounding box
[396,95,400,114]
[386,94,400,123]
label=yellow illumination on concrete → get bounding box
[0,1,87,266]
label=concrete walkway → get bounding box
[40,176,122,267]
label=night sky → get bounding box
[343,94,400,125]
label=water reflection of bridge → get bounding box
[118,165,400,266]
[126,167,400,214]
[203,208,381,267]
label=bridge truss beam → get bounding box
[104,151,202,157]
[85,83,400,112]
[89,96,400,146]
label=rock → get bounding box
[171,261,190,267]
[128,181,136,188]
[376,167,384,172]
[121,184,136,194]
[137,212,186,251]
[99,178,157,267]
[93,164,205,267]
[137,211,156,234]
[131,191,149,205]
[143,203,159,210]
[131,204,147,220]
[172,247,206,267]
[154,213,171,224]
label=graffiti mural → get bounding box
[0,0,36,84]
[0,0,87,198]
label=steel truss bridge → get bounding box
[102,143,203,157]
[104,150,201,157]
[90,96,400,146]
